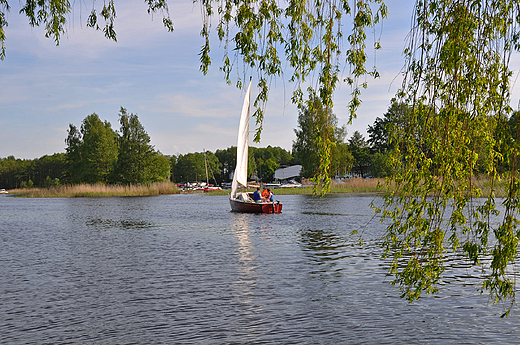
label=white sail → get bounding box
[231,80,252,199]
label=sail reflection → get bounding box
[231,213,257,303]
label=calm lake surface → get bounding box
[1,193,519,344]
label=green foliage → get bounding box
[250,145,293,181]
[292,92,348,186]
[214,145,293,182]
[250,145,294,167]
[0,0,8,59]
[66,113,118,184]
[215,147,237,180]
[44,175,60,187]
[367,100,407,153]
[257,157,278,182]
[112,107,153,184]
[348,131,371,178]
[331,142,354,178]
[0,0,174,60]
[2,0,386,196]
[20,179,33,188]
[82,114,118,183]
[198,0,385,191]
[174,151,221,183]
[370,151,392,178]
[147,152,171,184]
[377,0,520,314]
[64,108,169,185]
[0,154,67,189]
[112,107,169,184]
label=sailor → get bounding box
[252,187,262,203]
[261,188,269,201]
[267,189,274,202]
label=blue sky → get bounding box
[2,0,417,159]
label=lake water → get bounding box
[1,193,519,344]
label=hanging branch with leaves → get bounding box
[378,0,520,316]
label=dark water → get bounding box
[1,193,519,344]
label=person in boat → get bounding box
[261,188,269,201]
[267,189,274,202]
[252,187,263,203]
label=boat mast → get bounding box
[203,149,209,185]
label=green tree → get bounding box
[370,151,392,178]
[250,146,294,182]
[251,146,294,167]
[168,155,177,182]
[367,100,409,153]
[348,131,371,177]
[0,0,174,60]
[174,151,221,183]
[331,143,354,178]
[81,114,118,183]
[147,152,171,183]
[366,101,409,178]
[65,123,83,184]
[33,153,68,186]
[65,113,118,184]
[292,93,346,184]
[257,158,279,182]
[215,147,237,182]
[206,151,223,184]
[0,153,68,188]
[175,153,204,182]
[112,107,164,184]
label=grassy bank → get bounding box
[272,178,386,195]
[271,176,509,197]
[9,181,179,198]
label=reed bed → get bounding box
[10,181,179,198]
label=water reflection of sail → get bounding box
[232,213,256,302]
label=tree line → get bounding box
[1,103,400,190]
[6,100,514,190]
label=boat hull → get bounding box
[230,198,282,214]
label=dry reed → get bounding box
[10,181,179,198]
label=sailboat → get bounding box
[229,79,283,214]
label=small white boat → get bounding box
[278,180,302,188]
[0,189,8,194]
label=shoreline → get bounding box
[6,178,387,198]
[4,176,508,198]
